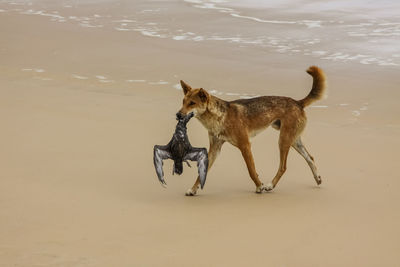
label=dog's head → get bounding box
[178,80,209,117]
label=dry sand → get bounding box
[1,0,400,266]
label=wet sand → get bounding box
[1,0,400,266]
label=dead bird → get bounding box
[153,112,209,189]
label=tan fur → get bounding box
[179,66,326,195]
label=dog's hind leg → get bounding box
[266,125,296,191]
[185,135,224,196]
[292,138,321,185]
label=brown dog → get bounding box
[178,66,326,195]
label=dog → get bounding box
[153,112,209,189]
[177,66,326,196]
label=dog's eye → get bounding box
[189,101,196,106]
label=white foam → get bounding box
[322,52,355,62]
[21,68,32,71]
[141,30,166,38]
[80,23,103,28]
[193,36,205,41]
[20,9,65,22]
[140,9,161,13]
[378,61,398,66]
[230,13,295,25]
[95,75,107,80]
[343,23,374,28]
[347,32,367,37]
[226,92,240,96]
[173,84,182,90]
[186,0,234,13]
[8,2,24,6]
[301,20,322,28]
[126,79,146,83]
[13,1,398,70]
[72,74,89,80]
[99,80,114,83]
[360,58,378,65]
[208,36,263,45]
[35,69,45,73]
[173,36,188,41]
[352,110,361,116]
[134,29,167,38]
[149,81,169,85]
[312,51,328,56]
[339,103,349,106]
[115,27,131,31]
[306,39,320,45]
[208,89,225,96]
[113,19,136,23]
[184,0,202,3]
[239,95,255,99]
[209,0,229,3]
[230,13,322,29]
[311,105,328,108]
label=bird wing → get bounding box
[153,145,172,187]
[184,147,209,189]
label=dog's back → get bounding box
[226,66,326,135]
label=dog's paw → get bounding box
[315,175,322,185]
[185,188,197,196]
[265,183,274,192]
[255,184,265,194]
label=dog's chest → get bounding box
[198,117,238,144]
[198,117,224,135]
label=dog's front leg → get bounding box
[185,134,224,196]
[238,140,264,193]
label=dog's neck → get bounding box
[197,95,229,135]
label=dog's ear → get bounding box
[198,88,208,103]
[180,80,192,95]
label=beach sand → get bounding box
[1,0,400,266]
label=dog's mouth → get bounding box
[176,111,195,120]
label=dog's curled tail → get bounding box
[298,66,326,108]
